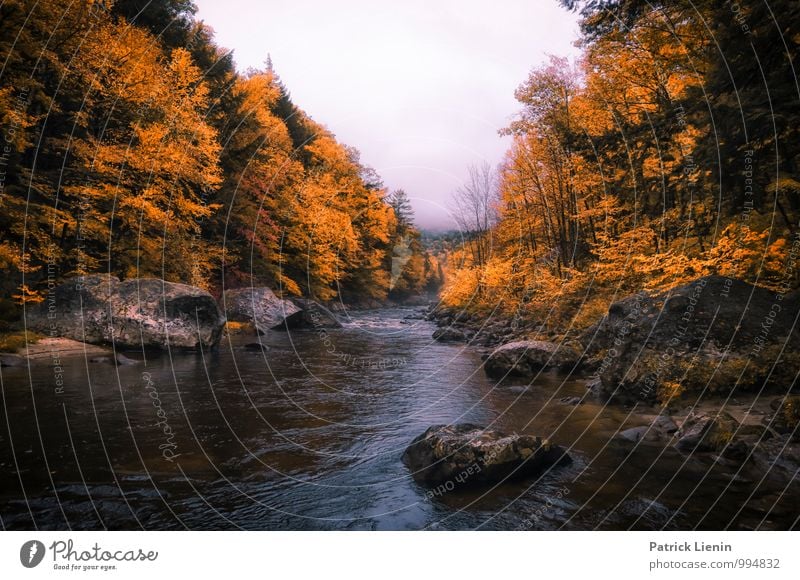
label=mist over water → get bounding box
[193,0,581,230]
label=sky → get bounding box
[193,0,581,230]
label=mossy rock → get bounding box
[0,330,44,353]
[768,396,800,441]
[675,411,740,452]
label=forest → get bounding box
[0,0,439,326]
[443,0,800,331]
[1,0,799,538]
[1,0,799,332]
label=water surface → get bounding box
[0,308,795,530]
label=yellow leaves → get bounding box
[704,223,766,279]
[571,90,613,136]
[279,172,365,298]
[764,238,788,278]
[0,0,409,304]
[131,122,221,190]
[305,132,356,177]
[588,222,708,291]
[768,176,800,197]
[0,85,36,152]
[641,154,663,180]
[76,21,162,110]
[703,223,790,287]
[479,257,518,305]
[0,241,24,271]
[168,48,209,106]
[235,73,286,135]
[12,284,44,305]
[278,274,302,297]
[641,252,706,291]
[441,267,480,307]
[120,194,170,226]
[57,14,224,281]
[361,198,393,245]
[223,66,394,298]
[583,9,704,125]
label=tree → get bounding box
[442,0,798,323]
[450,162,499,268]
[111,0,197,48]
[387,189,414,233]
[0,0,404,307]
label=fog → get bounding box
[194,0,580,230]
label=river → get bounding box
[0,308,795,530]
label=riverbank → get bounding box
[3,276,798,511]
[426,275,800,490]
[427,275,799,402]
[2,307,796,530]
[0,336,110,366]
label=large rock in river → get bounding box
[484,340,581,378]
[273,298,342,330]
[221,287,300,333]
[584,276,800,404]
[675,411,740,453]
[402,423,571,487]
[28,275,225,350]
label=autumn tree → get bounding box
[0,0,406,310]
[443,0,798,322]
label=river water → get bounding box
[0,308,796,530]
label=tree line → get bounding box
[444,0,800,328]
[0,0,439,318]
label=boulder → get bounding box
[651,414,679,434]
[618,426,659,443]
[403,312,426,321]
[675,411,739,452]
[402,423,571,487]
[616,414,679,444]
[28,275,225,350]
[721,440,750,461]
[432,327,468,342]
[747,433,800,484]
[273,299,342,330]
[222,287,300,333]
[583,276,800,403]
[484,340,581,378]
[17,337,112,360]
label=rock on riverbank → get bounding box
[221,287,300,333]
[426,307,527,347]
[274,299,342,330]
[483,340,582,379]
[583,276,800,404]
[28,275,225,350]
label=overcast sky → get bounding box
[193,0,580,230]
